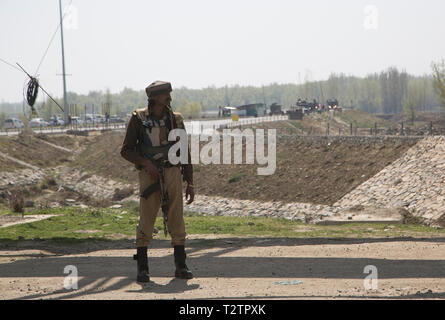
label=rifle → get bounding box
[158,165,169,237]
[138,144,173,237]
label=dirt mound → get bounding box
[0,133,74,171]
[70,128,419,206]
[71,131,138,183]
[194,136,418,205]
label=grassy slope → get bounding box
[337,110,391,128]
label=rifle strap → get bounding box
[140,182,160,199]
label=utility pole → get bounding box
[59,0,68,125]
[262,86,266,107]
[224,85,230,106]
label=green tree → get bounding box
[39,97,60,121]
[0,111,6,129]
[104,88,112,115]
[431,59,445,108]
[174,99,202,119]
[403,81,422,124]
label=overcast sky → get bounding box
[1,0,444,103]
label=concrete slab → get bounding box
[315,206,409,226]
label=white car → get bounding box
[70,116,83,125]
[30,118,49,127]
[94,116,105,123]
[49,116,65,126]
[4,118,24,129]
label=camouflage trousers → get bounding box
[135,166,186,247]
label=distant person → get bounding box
[120,80,194,283]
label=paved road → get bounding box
[0,115,289,137]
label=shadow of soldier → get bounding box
[128,278,200,294]
[2,236,445,299]
[3,253,200,300]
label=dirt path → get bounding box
[0,236,444,300]
[0,215,57,228]
[0,151,40,171]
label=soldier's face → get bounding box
[152,92,172,106]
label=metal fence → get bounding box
[303,121,445,137]
[2,115,443,137]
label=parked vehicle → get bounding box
[49,116,65,126]
[84,115,94,124]
[109,116,124,123]
[70,116,84,125]
[95,115,106,123]
[269,103,284,115]
[4,118,24,129]
[30,118,49,127]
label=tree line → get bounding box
[1,63,445,123]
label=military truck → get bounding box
[296,98,321,114]
[236,103,266,117]
[269,103,284,115]
[326,98,339,108]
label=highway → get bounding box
[0,115,289,137]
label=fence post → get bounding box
[429,121,433,135]
[350,123,353,136]
[374,122,377,136]
[401,122,404,136]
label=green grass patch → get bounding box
[0,206,444,242]
[0,206,139,241]
[337,110,390,128]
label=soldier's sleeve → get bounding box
[174,112,193,185]
[120,113,146,166]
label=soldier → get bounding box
[120,80,194,283]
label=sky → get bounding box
[0,0,444,103]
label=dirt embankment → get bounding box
[194,136,419,205]
[0,133,76,171]
[66,128,419,206]
[0,114,429,207]
[70,131,139,183]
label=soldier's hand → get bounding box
[185,184,194,204]
[142,160,160,181]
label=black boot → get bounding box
[133,247,150,283]
[174,245,193,279]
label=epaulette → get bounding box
[133,108,149,122]
[173,112,184,128]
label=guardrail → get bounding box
[0,115,290,136]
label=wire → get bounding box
[1,1,73,116]
[0,57,22,72]
[34,0,74,76]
